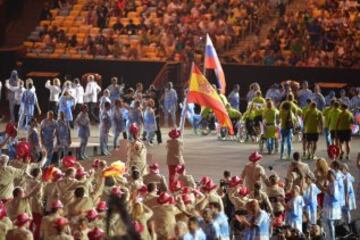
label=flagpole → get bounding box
[203,33,208,75]
[179,62,194,139]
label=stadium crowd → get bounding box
[0,69,360,239]
[26,0,277,61]
[236,0,360,68]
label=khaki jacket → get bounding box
[6,227,33,240]
[166,139,184,165]
[40,213,71,240]
[152,204,181,239]
[241,163,267,191]
[143,173,168,192]
[54,177,81,211]
[0,217,12,240]
[6,198,33,221]
[143,192,158,209]
[127,140,147,176]
[177,174,196,188]
[52,233,74,240]
[0,166,25,200]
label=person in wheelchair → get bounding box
[225,104,242,137]
[200,107,215,135]
[242,102,257,142]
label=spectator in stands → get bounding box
[112,18,124,33]
[96,3,109,29]
[40,2,52,21]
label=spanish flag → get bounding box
[187,63,234,135]
[204,34,226,94]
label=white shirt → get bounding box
[84,81,101,103]
[73,84,84,104]
[5,80,25,104]
[45,80,61,102]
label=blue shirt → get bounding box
[100,109,112,133]
[297,89,313,108]
[335,170,345,207]
[228,91,240,110]
[21,90,37,116]
[112,108,125,133]
[56,120,71,146]
[183,229,206,240]
[213,212,230,238]
[311,92,326,110]
[107,84,124,102]
[201,221,220,240]
[40,119,57,146]
[252,210,270,240]
[75,112,90,138]
[303,183,321,208]
[58,96,74,121]
[265,88,283,104]
[164,88,178,110]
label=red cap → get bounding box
[238,187,250,197]
[76,168,86,178]
[129,123,139,137]
[228,176,243,188]
[54,217,69,228]
[203,180,218,192]
[157,192,173,205]
[96,201,108,212]
[87,227,105,240]
[182,186,192,194]
[182,194,193,204]
[5,122,17,137]
[52,169,64,181]
[16,141,30,159]
[175,164,185,174]
[149,163,160,174]
[86,209,99,222]
[171,180,183,192]
[111,187,124,198]
[51,200,64,209]
[15,213,31,226]
[92,159,101,168]
[62,156,76,168]
[249,151,262,162]
[200,176,211,186]
[138,185,148,194]
[168,129,181,139]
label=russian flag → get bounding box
[204,34,226,94]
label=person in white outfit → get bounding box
[45,78,62,117]
[72,78,84,116]
[5,70,20,122]
[5,79,25,123]
[84,75,101,123]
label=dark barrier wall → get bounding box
[22,58,165,87]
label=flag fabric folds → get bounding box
[204,34,226,94]
[187,63,234,135]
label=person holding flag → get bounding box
[182,63,233,136]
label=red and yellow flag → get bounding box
[187,64,233,135]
